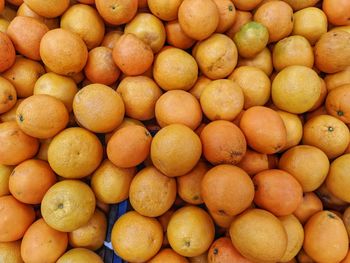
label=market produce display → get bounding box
[0,0,350,262]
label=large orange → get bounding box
[322,0,350,26]
[9,159,56,204]
[41,180,96,232]
[21,218,68,263]
[201,164,254,216]
[0,195,35,242]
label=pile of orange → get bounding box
[1,0,350,262]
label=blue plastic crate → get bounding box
[102,200,130,263]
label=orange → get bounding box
[253,169,303,216]
[303,211,349,263]
[111,211,163,262]
[208,237,253,263]
[7,16,48,61]
[0,195,35,242]
[48,127,103,178]
[326,154,350,202]
[151,124,202,177]
[226,10,252,38]
[105,117,145,144]
[326,84,350,123]
[292,7,328,45]
[229,66,270,109]
[281,0,319,11]
[200,120,246,165]
[195,34,238,80]
[73,83,125,133]
[91,159,136,204]
[309,78,327,111]
[0,76,17,114]
[95,0,138,26]
[84,47,120,85]
[177,160,209,205]
[41,180,96,232]
[23,0,70,18]
[0,240,23,263]
[272,66,322,114]
[277,110,303,150]
[124,13,166,53]
[36,138,52,161]
[16,94,69,139]
[165,20,196,50]
[149,248,189,263]
[69,209,107,251]
[148,0,183,21]
[0,165,12,197]
[107,125,152,168]
[153,47,198,91]
[239,106,287,154]
[294,192,323,225]
[279,145,330,192]
[231,0,263,10]
[189,76,211,100]
[61,4,105,50]
[316,183,348,211]
[323,0,350,26]
[0,121,39,166]
[254,1,293,43]
[200,79,243,121]
[278,214,304,262]
[324,67,350,91]
[2,57,45,98]
[9,159,56,204]
[167,206,215,257]
[155,90,202,130]
[230,209,287,262]
[202,164,254,216]
[213,0,236,33]
[40,28,88,76]
[233,21,269,59]
[273,35,314,72]
[178,0,219,40]
[21,218,68,263]
[129,166,176,217]
[302,114,350,159]
[33,72,78,112]
[117,76,162,121]
[0,18,10,33]
[238,47,273,76]
[112,33,154,76]
[237,149,277,176]
[57,248,103,263]
[314,31,350,74]
[101,30,123,49]
[0,32,16,73]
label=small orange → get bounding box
[282,0,320,11]
[7,16,49,61]
[155,90,202,130]
[324,67,350,91]
[60,4,105,50]
[117,76,162,121]
[23,0,70,18]
[2,57,45,98]
[0,165,12,197]
[0,76,17,114]
[21,218,68,263]
[95,0,138,26]
[189,76,212,100]
[0,240,23,263]
[0,32,16,73]
[165,20,196,50]
[293,192,323,224]
[0,195,35,242]
[149,248,189,263]
[9,159,56,204]
[148,0,183,21]
[112,33,154,76]
[73,83,125,133]
[277,110,303,150]
[0,121,39,166]
[153,47,198,91]
[238,47,273,76]
[57,248,103,263]
[254,1,294,43]
[68,209,107,251]
[231,0,263,10]
[326,84,350,123]
[101,30,123,49]
[40,28,88,76]
[178,0,219,41]
[323,0,350,26]
[213,0,236,33]
[107,125,152,168]
[84,47,120,85]
[16,94,69,139]
[48,127,103,179]
[226,10,253,38]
